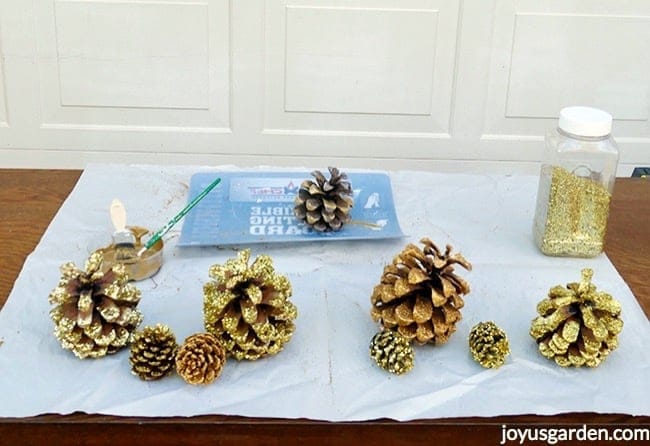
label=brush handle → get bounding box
[110,199,136,246]
[139,177,221,255]
[110,199,127,231]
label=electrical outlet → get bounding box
[631,167,650,178]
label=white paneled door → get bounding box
[0,0,648,172]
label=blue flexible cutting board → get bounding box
[178,171,404,246]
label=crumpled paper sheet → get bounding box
[0,164,648,421]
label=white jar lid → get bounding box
[558,106,612,137]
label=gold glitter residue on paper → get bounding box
[535,166,611,257]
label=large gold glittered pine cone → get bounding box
[370,329,414,375]
[468,321,510,369]
[175,333,226,385]
[530,269,623,368]
[294,166,353,232]
[48,251,143,359]
[130,324,178,381]
[371,238,472,345]
[203,249,298,360]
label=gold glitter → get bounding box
[96,226,163,282]
[530,269,623,367]
[370,239,471,346]
[48,252,142,359]
[468,321,510,369]
[534,166,611,257]
[370,329,415,375]
[130,324,178,381]
[203,249,297,361]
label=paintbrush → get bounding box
[137,177,221,257]
[110,199,137,260]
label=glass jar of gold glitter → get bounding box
[533,106,619,257]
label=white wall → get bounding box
[0,0,648,174]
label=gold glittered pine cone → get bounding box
[175,333,226,385]
[371,238,472,345]
[370,329,414,375]
[48,251,143,359]
[130,324,178,381]
[469,321,510,369]
[294,166,353,232]
[203,249,298,360]
[530,269,623,368]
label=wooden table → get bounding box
[1,169,648,446]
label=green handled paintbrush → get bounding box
[137,176,221,256]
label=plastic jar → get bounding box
[533,106,619,257]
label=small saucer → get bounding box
[95,226,163,281]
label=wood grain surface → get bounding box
[0,169,648,446]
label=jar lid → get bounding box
[558,106,612,137]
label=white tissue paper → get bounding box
[0,164,648,420]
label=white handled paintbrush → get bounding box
[110,199,137,260]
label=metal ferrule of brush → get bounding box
[113,230,136,247]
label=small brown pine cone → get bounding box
[48,251,143,359]
[369,329,414,375]
[371,238,472,345]
[468,321,510,369]
[294,167,353,232]
[130,324,178,381]
[175,333,227,385]
[530,269,623,368]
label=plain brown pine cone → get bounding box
[371,238,472,345]
[294,167,353,232]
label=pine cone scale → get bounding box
[431,288,446,307]
[413,295,433,323]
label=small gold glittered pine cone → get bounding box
[48,251,143,359]
[371,238,472,345]
[294,166,354,232]
[175,333,227,385]
[469,321,510,369]
[203,249,298,360]
[129,324,178,381]
[530,268,623,368]
[370,329,414,375]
